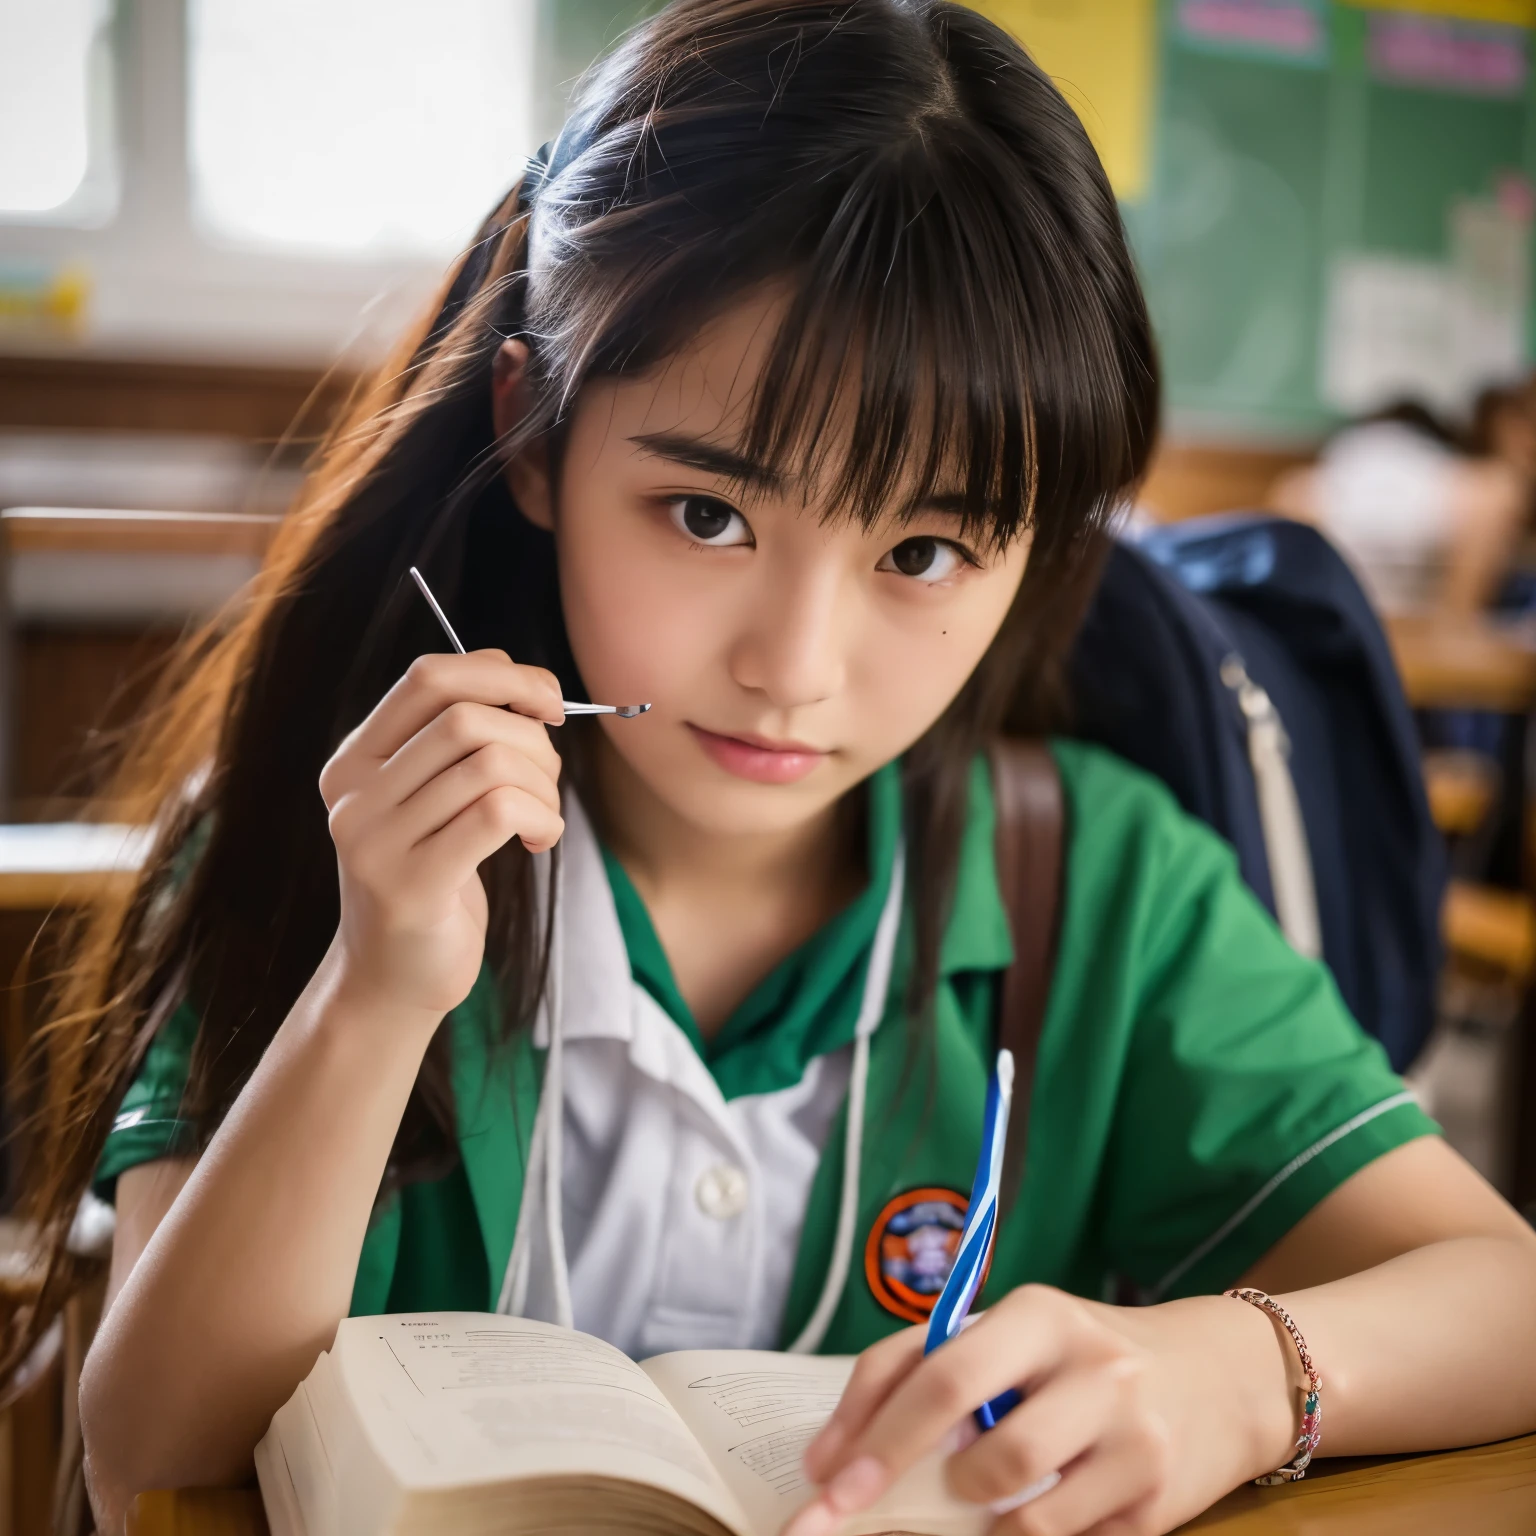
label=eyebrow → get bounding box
[627,431,789,496]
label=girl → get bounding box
[17,2,1536,1533]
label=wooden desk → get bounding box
[1,506,279,629]
[1386,612,1536,713]
[1181,1434,1536,1532]
[0,822,149,908]
[128,1434,1536,1536]
[0,507,283,816]
[1,507,281,558]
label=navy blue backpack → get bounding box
[1067,513,1445,1072]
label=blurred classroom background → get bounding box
[5,0,1536,1525]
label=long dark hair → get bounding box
[11,0,1157,1367]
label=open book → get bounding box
[256,1312,988,1536]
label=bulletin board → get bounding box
[1133,0,1536,435]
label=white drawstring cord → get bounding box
[542,884,574,1328]
[498,1075,543,1314]
[787,841,906,1355]
[497,851,574,1326]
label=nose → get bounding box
[726,552,849,710]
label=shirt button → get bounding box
[695,1164,749,1220]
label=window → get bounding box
[0,0,116,220]
[187,0,538,257]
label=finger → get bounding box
[395,742,561,849]
[381,701,561,808]
[946,1359,1137,1507]
[321,652,559,810]
[324,717,558,867]
[354,651,563,762]
[412,786,566,894]
[992,1429,1166,1536]
[804,1327,926,1480]
[786,1296,1085,1536]
[830,1291,1081,1489]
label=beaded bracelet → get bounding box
[1223,1287,1322,1484]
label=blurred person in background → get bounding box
[1469,377,1536,540]
[1269,400,1526,616]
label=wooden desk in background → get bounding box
[0,507,284,821]
[126,1434,1536,1536]
[1386,612,1536,713]
[0,822,148,909]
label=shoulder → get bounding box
[1043,737,1290,995]
[1048,737,1233,890]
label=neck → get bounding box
[583,732,867,1034]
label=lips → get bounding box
[687,723,829,785]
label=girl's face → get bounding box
[503,290,1031,840]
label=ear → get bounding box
[492,338,554,531]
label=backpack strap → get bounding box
[988,738,1065,1212]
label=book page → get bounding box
[642,1351,988,1536]
[326,1314,750,1533]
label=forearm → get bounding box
[1273,1232,1536,1453]
[1102,1228,1536,1520]
[81,938,441,1520]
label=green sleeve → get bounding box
[1057,744,1439,1300]
[91,819,216,1199]
[93,998,202,1200]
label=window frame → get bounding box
[0,0,552,366]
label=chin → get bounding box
[694,783,845,838]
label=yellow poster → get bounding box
[969,0,1159,201]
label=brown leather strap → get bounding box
[989,737,1065,1213]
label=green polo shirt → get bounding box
[95,742,1436,1349]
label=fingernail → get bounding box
[826,1455,889,1514]
[990,1470,1061,1515]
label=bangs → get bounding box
[738,147,1039,553]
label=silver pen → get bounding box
[408,567,651,718]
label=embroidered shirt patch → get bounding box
[864,1186,969,1324]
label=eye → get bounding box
[878,536,970,584]
[667,495,753,547]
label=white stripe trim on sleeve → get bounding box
[1150,1090,1419,1301]
[110,1107,188,1135]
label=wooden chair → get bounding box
[0,825,152,1535]
[0,507,280,821]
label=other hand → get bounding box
[319,648,565,1018]
[789,1285,1293,1536]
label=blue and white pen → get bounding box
[924,1047,1021,1430]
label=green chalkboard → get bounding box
[1131,2,1536,436]
[1127,44,1334,432]
[533,1,665,141]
